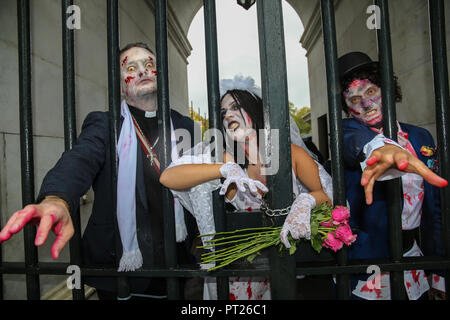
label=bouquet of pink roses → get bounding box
[199,203,357,271]
[310,204,357,253]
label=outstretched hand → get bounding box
[219,162,268,198]
[0,197,74,259]
[361,144,448,205]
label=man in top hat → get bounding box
[338,51,447,300]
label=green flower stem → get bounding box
[202,235,277,261]
[200,232,278,258]
[201,230,278,246]
[201,243,248,257]
[199,232,277,250]
[201,235,278,264]
[207,239,279,272]
[318,227,335,232]
[201,242,260,262]
[198,227,279,239]
[202,230,278,244]
[202,235,270,256]
[204,229,279,244]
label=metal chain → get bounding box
[260,194,295,217]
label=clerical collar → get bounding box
[128,105,158,119]
[145,110,157,118]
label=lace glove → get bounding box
[280,193,316,248]
[219,162,268,197]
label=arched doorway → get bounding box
[185,1,312,139]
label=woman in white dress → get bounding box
[159,75,333,300]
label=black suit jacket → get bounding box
[37,109,198,293]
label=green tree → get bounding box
[289,102,311,135]
[189,106,209,137]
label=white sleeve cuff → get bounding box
[360,134,407,181]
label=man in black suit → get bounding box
[0,42,199,300]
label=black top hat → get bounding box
[338,52,379,80]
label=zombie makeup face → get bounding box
[221,93,256,143]
[343,79,383,128]
[120,47,157,99]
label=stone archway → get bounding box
[171,0,322,138]
[175,0,317,113]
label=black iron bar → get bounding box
[61,0,84,301]
[0,216,2,300]
[17,0,40,301]
[375,0,407,300]
[155,0,181,300]
[203,0,229,300]
[107,0,130,299]
[2,257,450,277]
[428,0,450,295]
[256,0,295,300]
[320,0,350,300]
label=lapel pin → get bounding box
[420,146,435,157]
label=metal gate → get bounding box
[1,0,450,300]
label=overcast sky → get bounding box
[187,0,310,117]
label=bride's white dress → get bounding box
[168,119,333,300]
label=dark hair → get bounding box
[119,42,154,57]
[220,89,263,169]
[340,65,402,114]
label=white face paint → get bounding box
[344,79,384,128]
[120,47,157,100]
[220,93,256,143]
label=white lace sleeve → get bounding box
[166,142,221,244]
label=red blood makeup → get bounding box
[344,79,383,127]
[125,76,135,85]
[120,48,158,98]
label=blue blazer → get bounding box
[342,118,443,261]
[37,109,198,292]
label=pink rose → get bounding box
[322,233,344,252]
[331,206,350,225]
[335,225,357,246]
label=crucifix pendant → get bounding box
[147,151,156,166]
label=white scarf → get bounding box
[116,100,187,272]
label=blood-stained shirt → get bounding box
[352,124,444,300]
